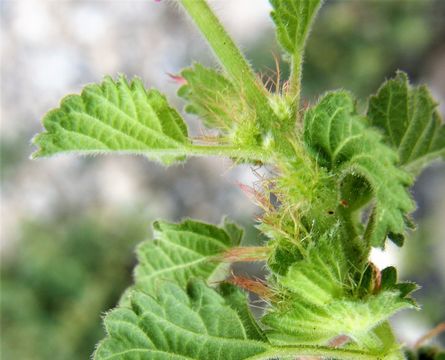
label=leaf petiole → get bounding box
[248,345,385,360]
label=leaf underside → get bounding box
[134,218,243,293]
[367,71,445,174]
[32,76,190,164]
[303,91,414,247]
[178,63,239,131]
[94,280,268,360]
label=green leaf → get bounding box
[266,291,414,346]
[367,71,445,174]
[303,91,414,247]
[134,219,242,293]
[378,266,418,302]
[94,280,269,360]
[219,283,268,342]
[179,63,240,131]
[32,75,190,164]
[262,233,416,348]
[32,74,270,164]
[270,0,323,54]
[178,64,282,152]
[180,0,280,136]
[345,322,407,360]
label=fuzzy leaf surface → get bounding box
[303,91,414,247]
[178,63,239,131]
[134,219,242,293]
[219,283,268,342]
[263,233,416,348]
[32,76,190,164]
[270,0,322,54]
[94,280,269,360]
[367,71,445,174]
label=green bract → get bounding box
[32,0,444,359]
[304,91,414,247]
[263,231,417,351]
[179,63,240,132]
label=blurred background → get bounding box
[1,0,444,358]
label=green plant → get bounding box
[31,0,445,359]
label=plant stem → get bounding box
[288,50,303,122]
[188,144,270,161]
[286,0,324,123]
[247,345,379,360]
[338,207,369,273]
[180,0,254,87]
[179,0,278,133]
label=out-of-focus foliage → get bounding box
[401,181,445,346]
[304,0,445,98]
[405,346,445,360]
[1,213,146,359]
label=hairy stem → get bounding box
[247,345,381,360]
[180,0,255,86]
[179,0,278,133]
[338,207,369,274]
[188,144,270,161]
[288,49,303,122]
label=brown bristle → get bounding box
[167,73,187,85]
[236,182,272,211]
[370,262,382,294]
[329,335,350,348]
[228,275,274,300]
[220,246,269,263]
